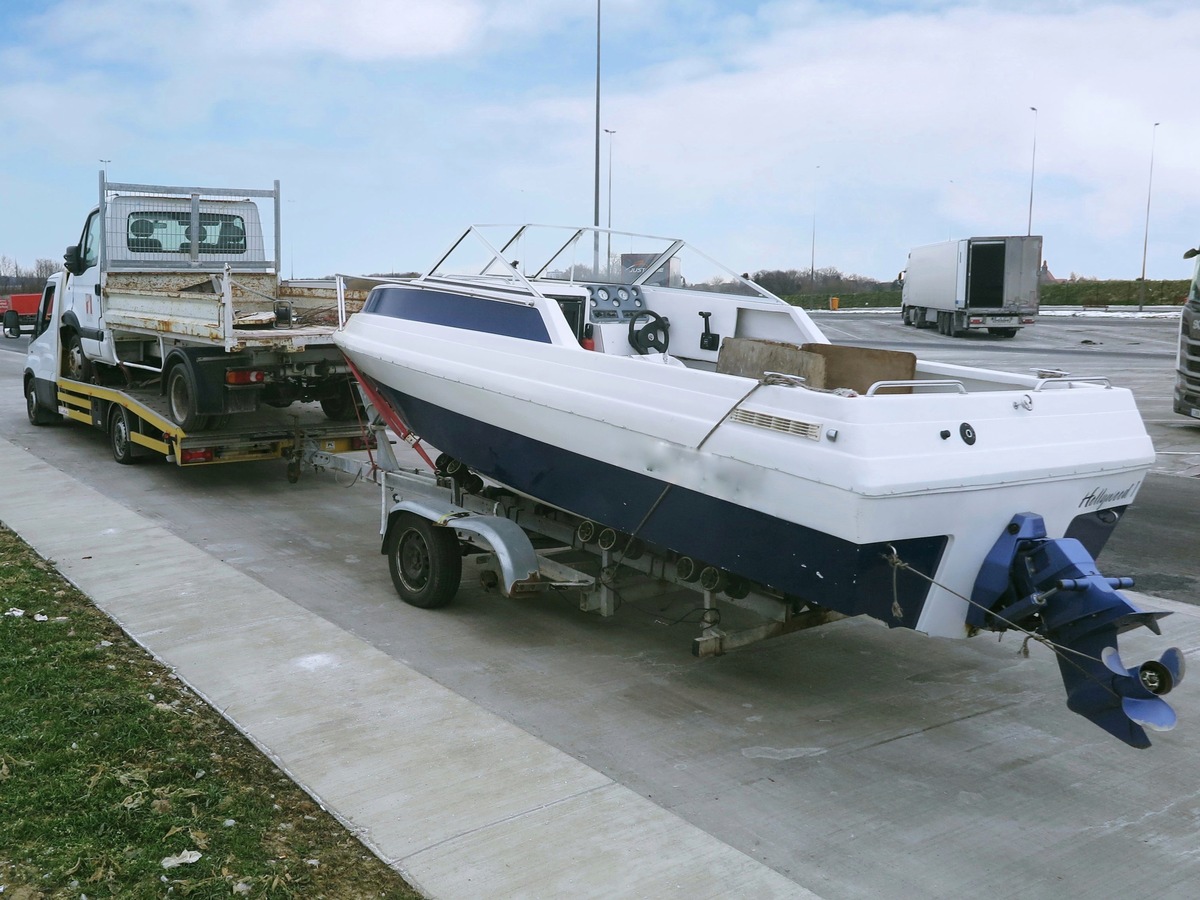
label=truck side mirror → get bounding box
[64,245,83,275]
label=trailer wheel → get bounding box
[385,512,462,609]
[167,366,210,432]
[64,332,94,382]
[989,327,1018,338]
[108,405,138,465]
[25,377,55,426]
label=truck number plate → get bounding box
[989,316,1016,325]
[1191,408,1200,420]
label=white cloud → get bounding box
[0,1,1195,280]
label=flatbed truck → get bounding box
[24,272,372,480]
[47,172,368,430]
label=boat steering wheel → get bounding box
[628,310,670,355]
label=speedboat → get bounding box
[335,224,1185,747]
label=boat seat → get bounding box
[716,338,915,394]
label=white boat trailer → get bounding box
[305,396,844,658]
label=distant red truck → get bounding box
[1,292,41,337]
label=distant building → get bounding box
[1038,260,1058,284]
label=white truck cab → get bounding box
[63,190,267,370]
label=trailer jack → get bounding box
[969,512,1186,748]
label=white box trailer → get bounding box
[901,235,1042,337]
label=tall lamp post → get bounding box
[1139,121,1161,311]
[604,128,615,276]
[592,0,601,274]
[1027,106,1037,236]
[810,165,819,291]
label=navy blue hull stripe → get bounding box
[379,383,946,629]
[364,287,552,343]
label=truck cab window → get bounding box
[79,211,101,269]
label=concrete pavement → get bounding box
[0,436,810,899]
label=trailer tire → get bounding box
[989,327,1018,338]
[25,377,55,426]
[385,512,462,609]
[64,332,94,382]
[109,405,138,465]
[167,365,210,432]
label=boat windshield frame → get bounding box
[419,224,785,304]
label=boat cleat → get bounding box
[969,512,1186,748]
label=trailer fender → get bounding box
[383,500,540,595]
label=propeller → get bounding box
[971,513,1189,748]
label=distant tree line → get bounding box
[0,256,60,294]
[751,267,898,298]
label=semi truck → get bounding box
[1,292,41,337]
[1174,246,1200,419]
[37,172,367,429]
[23,271,373,478]
[901,235,1042,337]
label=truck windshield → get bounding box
[126,212,247,254]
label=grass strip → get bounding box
[0,524,422,899]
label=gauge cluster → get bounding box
[585,284,646,322]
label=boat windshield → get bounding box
[425,225,776,301]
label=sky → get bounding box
[0,0,1195,283]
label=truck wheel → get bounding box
[320,380,364,421]
[385,512,462,609]
[167,366,210,432]
[25,378,56,426]
[109,406,138,464]
[988,327,1018,338]
[64,333,94,382]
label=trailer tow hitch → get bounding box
[969,512,1185,748]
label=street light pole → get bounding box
[810,165,819,291]
[592,0,601,275]
[604,128,615,276]
[1027,106,1037,236]
[1139,121,1161,311]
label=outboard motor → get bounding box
[969,513,1185,748]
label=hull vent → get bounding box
[730,409,821,440]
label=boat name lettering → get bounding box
[1078,482,1140,510]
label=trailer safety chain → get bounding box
[880,546,1128,705]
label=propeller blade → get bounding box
[1161,647,1186,685]
[1123,696,1178,732]
[1101,645,1127,677]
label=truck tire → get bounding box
[988,327,1018,338]
[25,378,56,426]
[64,332,94,382]
[109,405,138,464]
[167,365,210,432]
[385,512,462,609]
[320,379,364,421]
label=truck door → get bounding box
[65,209,105,356]
[26,275,62,385]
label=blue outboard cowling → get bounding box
[970,513,1185,748]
